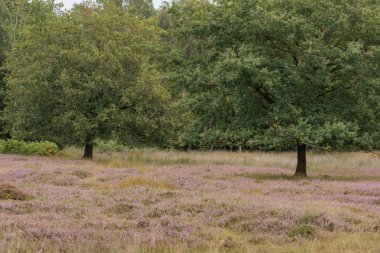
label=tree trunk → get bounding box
[82,143,93,160]
[294,143,307,177]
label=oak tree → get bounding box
[166,0,380,176]
[5,2,171,159]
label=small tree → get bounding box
[5,2,172,159]
[167,0,380,176]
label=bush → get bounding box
[0,139,58,156]
[94,139,124,153]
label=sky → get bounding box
[59,0,164,9]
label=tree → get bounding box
[0,0,17,137]
[105,0,155,18]
[159,0,243,150]
[0,12,7,131]
[5,2,172,159]
[166,0,380,176]
[0,0,49,138]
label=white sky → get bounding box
[59,0,164,9]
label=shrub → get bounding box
[94,139,125,153]
[36,141,59,155]
[0,184,32,200]
[0,139,58,156]
[0,141,4,152]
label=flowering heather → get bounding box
[0,152,379,252]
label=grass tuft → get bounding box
[72,170,93,179]
[290,225,317,238]
[107,203,135,215]
[0,184,32,200]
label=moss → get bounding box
[0,184,32,201]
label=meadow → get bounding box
[0,149,379,252]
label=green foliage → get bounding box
[4,1,173,153]
[0,0,60,139]
[0,139,58,155]
[163,0,380,152]
[0,0,378,160]
[94,139,125,153]
[114,0,156,18]
[127,0,155,17]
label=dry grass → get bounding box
[117,177,177,190]
[1,232,379,253]
[60,147,380,176]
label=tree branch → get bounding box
[249,85,275,104]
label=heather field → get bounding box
[0,150,379,253]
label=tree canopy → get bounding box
[163,0,380,175]
[4,1,172,158]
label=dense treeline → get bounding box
[0,0,379,176]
